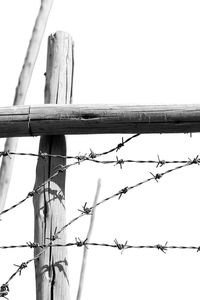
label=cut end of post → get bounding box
[45,31,74,105]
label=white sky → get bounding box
[1,1,200,299]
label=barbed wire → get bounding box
[1,236,200,298]
[1,148,199,167]
[1,153,199,218]
[57,159,199,237]
[0,135,140,217]
[0,134,139,160]
[0,225,62,298]
[1,239,200,253]
[0,133,198,218]
[0,159,199,297]
[1,134,200,297]
[12,159,194,280]
[0,160,79,216]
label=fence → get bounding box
[1,133,200,299]
[1,1,200,300]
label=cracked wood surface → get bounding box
[33,31,73,300]
[1,104,200,136]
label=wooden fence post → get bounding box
[33,31,73,300]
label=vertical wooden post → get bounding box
[33,31,74,300]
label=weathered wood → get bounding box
[33,31,73,300]
[1,104,200,136]
[0,0,54,213]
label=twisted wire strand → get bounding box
[57,161,195,236]
[0,135,140,216]
[1,150,198,166]
[0,134,139,160]
[0,160,79,216]
[0,241,200,252]
[0,159,198,290]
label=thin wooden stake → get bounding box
[76,179,101,300]
[0,0,54,213]
[33,32,73,300]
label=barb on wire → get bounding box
[0,162,71,216]
[56,160,197,238]
[75,154,87,164]
[0,238,54,292]
[0,151,11,159]
[156,242,168,254]
[0,134,139,161]
[89,134,140,157]
[88,149,97,159]
[78,203,93,215]
[150,172,162,182]
[156,155,166,167]
[2,241,200,252]
[118,186,129,199]
[1,238,200,291]
[0,135,139,217]
[1,149,200,289]
[188,155,200,165]
[46,227,60,242]
[26,242,40,249]
[3,150,200,168]
[114,239,128,254]
[115,156,124,169]
[1,158,196,233]
[13,262,28,276]
[116,137,125,151]
[75,238,88,248]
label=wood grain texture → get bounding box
[1,104,200,136]
[14,0,54,105]
[33,32,73,300]
[0,0,54,214]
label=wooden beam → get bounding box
[1,104,200,136]
[33,32,73,300]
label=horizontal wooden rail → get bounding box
[1,104,200,137]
